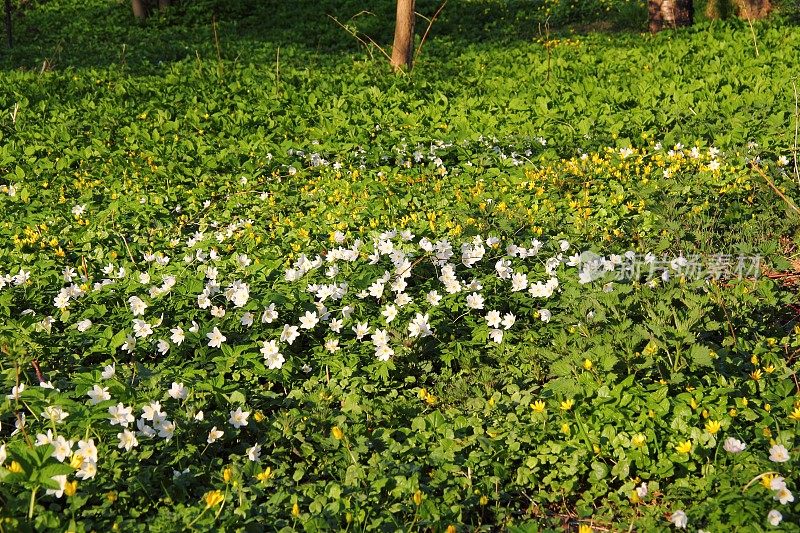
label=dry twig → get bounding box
[414,1,447,67]
[752,163,800,215]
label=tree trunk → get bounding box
[707,0,770,19]
[4,0,12,48]
[706,0,735,19]
[648,0,693,32]
[391,0,415,72]
[735,0,771,18]
[132,0,148,21]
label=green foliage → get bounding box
[1,1,800,531]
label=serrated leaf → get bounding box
[689,344,714,368]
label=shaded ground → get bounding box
[0,0,648,71]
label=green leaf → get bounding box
[589,461,608,482]
[37,463,76,486]
[689,344,714,368]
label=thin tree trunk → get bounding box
[391,0,415,72]
[132,0,148,21]
[4,0,12,48]
[706,0,734,19]
[648,0,693,32]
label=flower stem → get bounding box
[186,507,208,529]
[28,486,38,521]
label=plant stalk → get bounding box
[28,486,38,520]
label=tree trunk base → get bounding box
[391,0,415,72]
[706,0,771,19]
[735,0,771,19]
[132,0,171,21]
[649,0,694,32]
[132,0,148,21]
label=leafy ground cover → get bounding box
[2,0,800,531]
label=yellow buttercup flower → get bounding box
[751,369,762,381]
[70,453,84,469]
[419,388,437,404]
[788,406,800,422]
[531,400,546,413]
[583,359,593,370]
[253,411,265,422]
[291,501,301,517]
[705,420,722,435]
[675,440,692,454]
[8,461,23,474]
[64,480,78,497]
[561,423,571,435]
[223,467,233,484]
[578,524,593,533]
[643,340,659,356]
[560,399,574,411]
[331,426,344,440]
[413,490,423,506]
[631,434,646,447]
[764,364,775,374]
[203,490,224,509]
[256,467,272,481]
